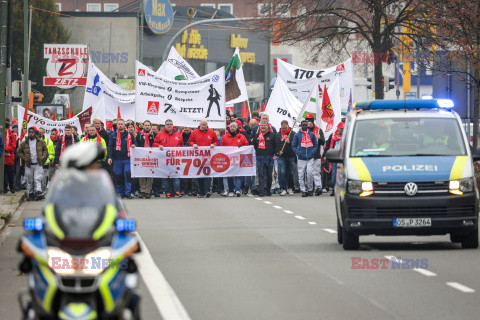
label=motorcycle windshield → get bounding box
[45,170,118,239]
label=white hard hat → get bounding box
[60,143,104,170]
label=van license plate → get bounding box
[393,218,431,227]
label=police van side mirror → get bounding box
[473,149,480,162]
[326,149,343,163]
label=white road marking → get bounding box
[255,198,263,200]
[308,222,317,225]
[263,201,272,204]
[273,205,282,209]
[323,228,337,233]
[413,268,437,277]
[284,210,293,214]
[135,233,191,320]
[446,282,476,293]
[295,215,306,220]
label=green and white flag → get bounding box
[157,46,199,80]
[225,47,248,104]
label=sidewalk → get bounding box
[0,192,26,232]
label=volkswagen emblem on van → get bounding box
[404,182,418,196]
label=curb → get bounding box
[0,192,27,232]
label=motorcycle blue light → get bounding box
[24,218,43,231]
[116,219,135,232]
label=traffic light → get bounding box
[384,77,395,92]
[367,77,372,90]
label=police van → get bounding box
[326,99,479,250]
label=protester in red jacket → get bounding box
[190,119,218,197]
[190,119,219,147]
[153,119,184,148]
[4,127,16,193]
[220,122,248,196]
[220,122,249,147]
[153,119,184,198]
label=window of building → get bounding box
[258,4,272,16]
[200,3,215,9]
[104,3,119,12]
[86,3,101,11]
[55,3,61,11]
[218,3,233,14]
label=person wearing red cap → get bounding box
[305,113,326,196]
[323,122,345,196]
[18,127,48,201]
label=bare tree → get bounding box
[254,0,434,99]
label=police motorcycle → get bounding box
[17,144,141,320]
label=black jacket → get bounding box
[252,130,277,157]
[107,131,137,160]
[309,127,326,159]
[136,130,156,147]
[182,132,192,146]
[98,128,109,145]
[242,127,255,144]
[54,135,80,164]
[275,129,296,158]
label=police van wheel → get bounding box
[342,228,359,250]
[337,219,343,244]
[461,229,478,249]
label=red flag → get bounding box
[321,84,334,132]
[20,105,29,141]
[241,101,248,119]
[117,106,121,119]
[52,110,57,121]
[261,101,266,112]
[67,103,72,118]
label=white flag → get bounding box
[225,48,248,104]
[265,77,318,130]
[277,58,354,110]
[82,60,136,121]
[320,77,342,139]
[136,61,226,128]
[157,46,199,80]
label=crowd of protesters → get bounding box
[0,111,344,200]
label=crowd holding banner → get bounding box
[3,46,352,200]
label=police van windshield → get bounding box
[350,118,467,157]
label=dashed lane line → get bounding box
[284,210,293,214]
[308,222,317,225]
[273,205,282,209]
[446,282,476,293]
[323,228,337,234]
[295,215,306,220]
[263,201,272,204]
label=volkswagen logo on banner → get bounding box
[144,0,174,35]
[404,182,418,196]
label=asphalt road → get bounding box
[1,193,479,319]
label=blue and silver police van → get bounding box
[326,99,479,250]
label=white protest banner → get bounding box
[90,96,107,124]
[277,58,354,110]
[18,106,93,137]
[264,77,319,129]
[82,60,136,120]
[136,61,226,128]
[131,146,256,178]
[225,47,248,104]
[320,77,342,139]
[157,46,199,80]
